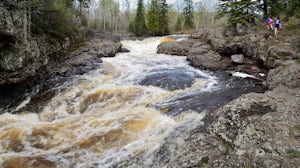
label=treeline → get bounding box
[85,0,217,36]
[11,0,218,38]
[217,0,300,26]
[12,0,300,40]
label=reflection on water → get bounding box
[0,37,218,167]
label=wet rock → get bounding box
[156,72,266,116]
[231,54,244,64]
[119,47,130,53]
[139,69,195,91]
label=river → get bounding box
[0,37,265,167]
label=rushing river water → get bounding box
[0,37,265,167]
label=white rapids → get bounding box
[0,37,219,167]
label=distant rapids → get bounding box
[0,37,219,167]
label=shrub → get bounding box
[286,17,300,30]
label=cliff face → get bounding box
[0,0,81,85]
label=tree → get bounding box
[183,0,194,29]
[175,16,183,31]
[216,0,258,26]
[146,0,169,35]
[30,0,89,40]
[146,0,160,35]
[158,0,169,35]
[194,1,206,30]
[133,0,147,36]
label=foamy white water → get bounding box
[0,37,218,167]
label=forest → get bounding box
[6,0,300,39]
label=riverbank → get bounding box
[0,38,122,113]
[152,26,300,167]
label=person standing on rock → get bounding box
[274,17,281,36]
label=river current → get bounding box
[0,37,227,167]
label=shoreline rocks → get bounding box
[0,38,122,112]
[154,26,300,167]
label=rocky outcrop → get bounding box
[209,85,300,167]
[157,40,195,56]
[116,80,300,168]
[0,0,90,85]
[157,25,300,78]
[0,39,122,111]
[267,61,300,89]
[43,39,121,77]
[187,50,231,70]
[154,25,300,167]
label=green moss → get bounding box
[198,162,207,168]
[296,59,300,63]
[288,150,300,158]
[280,56,289,61]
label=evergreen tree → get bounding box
[134,0,147,36]
[287,0,300,16]
[175,16,183,31]
[158,0,169,35]
[257,0,300,17]
[146,0,169,35]
[217,0,258,26]
[146,0,160,35]
[183,0,194,29]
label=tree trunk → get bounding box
[115,16,118,31]
[263,0,268,18]
[28,0,31,39]
[23,0,28,43]
[103,15,106,32]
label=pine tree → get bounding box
[146,0,169,35]
[134,0,147,36]
[183,0,194,29]
[146,0,160,35]
[158,0,169,35]
[217,0,258,26]
[175,16,182,31]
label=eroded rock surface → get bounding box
[154,25,300,167]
